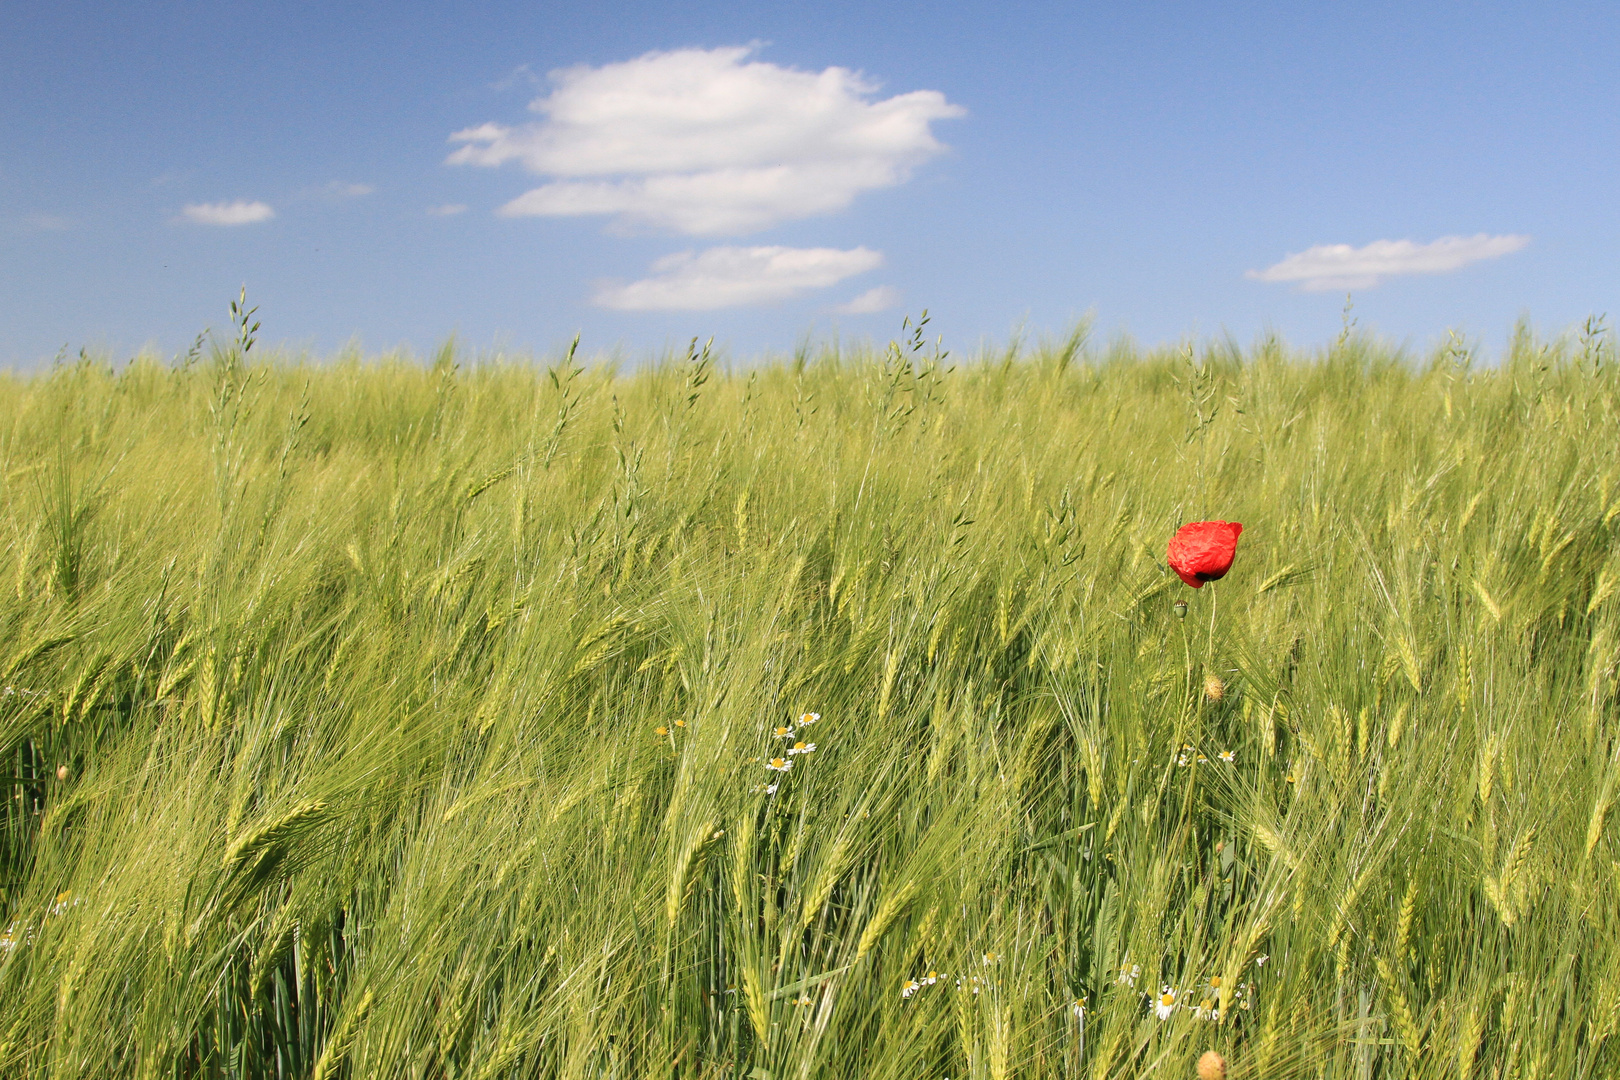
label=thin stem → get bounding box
[1207,582,1218,663]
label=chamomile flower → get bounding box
[1196,753,1210,765]
[1218,749,1236,763]
[791,996,813,1007]
[798,712,820,726]
[786,740,817,756]
[1255,954,1269,967]
[49,891,75,916]
[983,951,1000,965]
[923,970,943,985]
[1118,963,1140,987]
[1155,986,1178,1020]
[1176,745,1194,767]
[901,979,920,999]
[766,757,793,772]
[774,726,794,740]
[1195,998,1217,1021]
[1072,996,1088,1020]
[765,783,779,795]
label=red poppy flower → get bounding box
[1167,521,1243,588]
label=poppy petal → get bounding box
[1167,521,1244,589]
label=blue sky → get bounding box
[3,1,1617,367]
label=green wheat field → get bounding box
[2,309,1618,1080]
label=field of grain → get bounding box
[1,316,1618,1079]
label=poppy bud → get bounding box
[1173,600,1188,619]
[1204,674,1225,702]
[56,764,70,781]
[1197,1051,1227,1080]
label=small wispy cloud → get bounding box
[450,46,963,236]
[23,212,73,231]
[832,285,900,314]
[489,63,543,92]
[1247,233,1530,292]
[594,245,882,311]
[178,200,275,226]
[322,181,375,198]
[427,203,469,216]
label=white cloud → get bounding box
[427,203,469,216]
[832,285,900,314]
[1247,233,1530,292]
[449,46,963,235]
[594,245,882,310]
[179,200,275,226]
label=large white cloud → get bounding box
[449,47,963,235]
[1247,233,1530,292]
[179,200,275,226]
[593,245,883,310]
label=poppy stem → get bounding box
[1179,609,1193,708]
[1207,583,1218,662]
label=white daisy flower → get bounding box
[786,740,817,756]
[901,979,920,999]
[1219,749,1236,763]
[766,757,793,772]
[1155,986,1177,1020]
[798,712,820,726]
[1118,963,1140,987]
